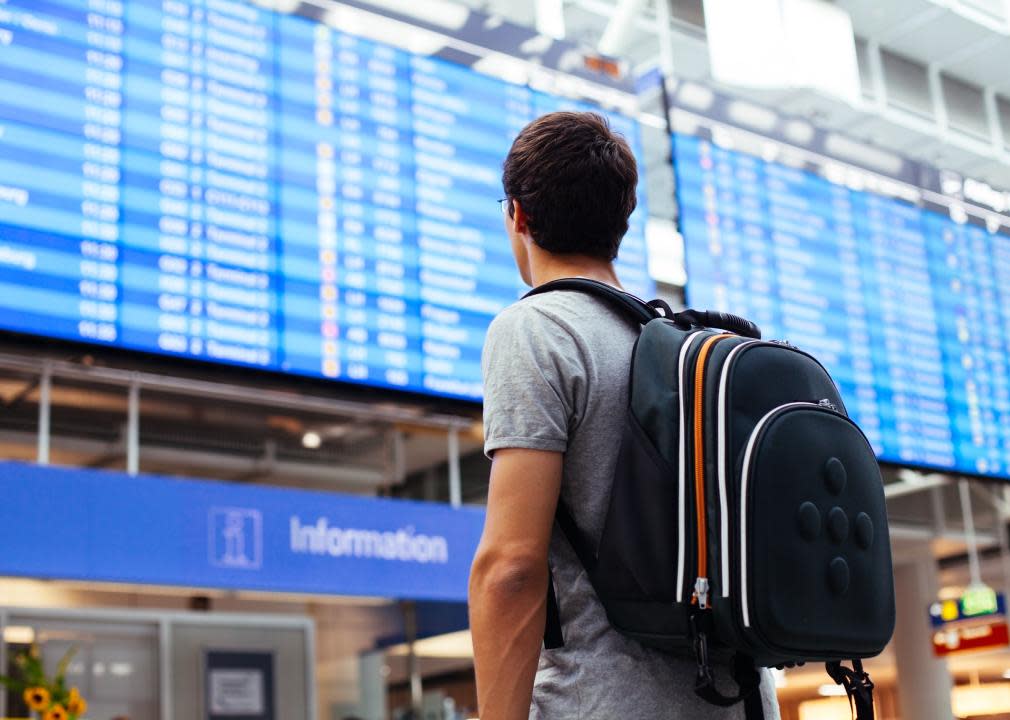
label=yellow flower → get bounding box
[67,691,88,716]
[23,686,50,711]
[43,704,68,720]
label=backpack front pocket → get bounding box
[736,403,894,661]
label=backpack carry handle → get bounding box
[675,309,761,339]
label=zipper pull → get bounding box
[817,398,839,413]
[770,339,794,347]
[693,577,710,610]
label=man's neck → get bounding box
[528,251,622,290]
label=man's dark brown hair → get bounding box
[502,111,638,261]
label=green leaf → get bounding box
[0,673,26,691]
[20,646,45,685]
[55,646,78,684]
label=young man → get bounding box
[468,112,781,719]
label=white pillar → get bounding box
[127,377,140,476]
[448,427,462,508]
[37,361,52,465]
[358,650,387,720]
[892,548,954,720]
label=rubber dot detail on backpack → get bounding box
[855,512,874,550]
[828,557,850,595]
[797,501,821,541]
[827,506,849,543]
[824,457,846,495]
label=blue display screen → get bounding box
[676,132,1010,479]
[0,0,652,401]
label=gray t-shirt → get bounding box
[482,290,781,720]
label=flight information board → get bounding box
[0,0,651,401]
[676,130,1010,479]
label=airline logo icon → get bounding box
[209,507,263,570]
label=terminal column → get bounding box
[892,547,954,719]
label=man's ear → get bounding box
[512,200,530,235]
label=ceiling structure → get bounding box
[454,0,1010,215]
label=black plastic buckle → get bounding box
[826,660,876,720]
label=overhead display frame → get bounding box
[670,81,1010,480]
[0,0,652,402]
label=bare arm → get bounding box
[469,448,562,720]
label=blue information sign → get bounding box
[676,129,1010,480]
[0,461,484,601]
[0,0,652,401]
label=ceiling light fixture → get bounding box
[818,683,849,697]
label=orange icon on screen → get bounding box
[316,76,333,91]
[316,109,333,126]
[322,304,337,320]
[316,61,331,76]
[317,143,334,159]
[324,341,338,356]
[321,285,337,301]
[320,249,336,265]
[319,196,334,211]
[316,92,332,107]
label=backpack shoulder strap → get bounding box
[543,499,598,650]
[524,278,762,339]
[544,568,564,649]
[523,278,660,326]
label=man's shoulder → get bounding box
[485,296,576,355]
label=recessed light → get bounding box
[818,683,849,697]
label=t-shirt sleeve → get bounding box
[481,304,585,457]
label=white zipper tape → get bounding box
[676,331,702,603]
[716,340,759,598]
[740,401,818,628]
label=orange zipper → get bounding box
[691,334,732,608]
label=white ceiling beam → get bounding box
[866,38,888,110]
[939,0,1010,33]
[597,0,649,56]
[886,470,950,499]
[928,62,950,138]
[876,3,946,44]
[985,86,1005,150]
[654,0,675,75]
[933,32,1003,68]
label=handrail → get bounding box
[0,350,475,430]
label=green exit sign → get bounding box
[962,586,999,618]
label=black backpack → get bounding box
[525,279,894,720]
